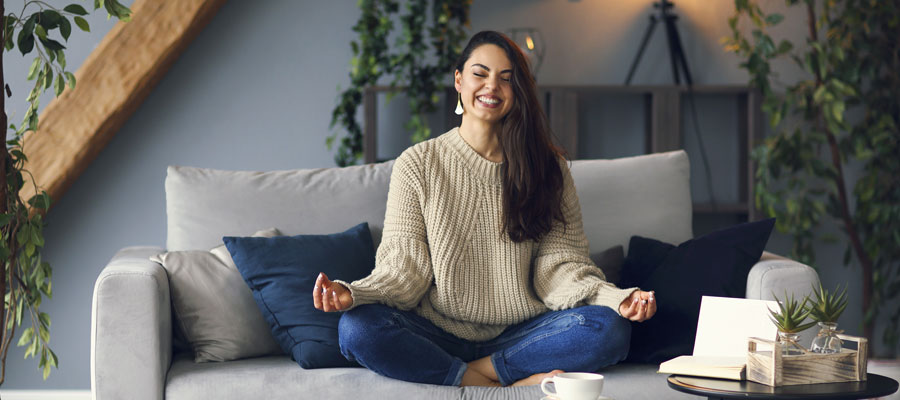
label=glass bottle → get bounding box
[777,331,805,356]
[809,322,842,354]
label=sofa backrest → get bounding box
[165,150,692,253]
[166,161,395,251]
[570,150,692,254]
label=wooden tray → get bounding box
[747,334,868,386]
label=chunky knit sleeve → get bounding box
[333,150,434,311]
[532,161,637,315]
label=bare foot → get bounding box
[511,369,564,387]
[460,367,501,387]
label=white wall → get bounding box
[2,0,883,390]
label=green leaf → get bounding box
[39,10,63,30]
[55,73,65,96]
[74,17,90,32]
[65,72,77,89]
[39,37,66,51]
[57,49,67,70]
[32,227,45,247]
[39,312,51,329]
[44,67,54,90]
[64,4,89,16]
[17,15,36,55]
[34,25,48,40]
[27,57,41,81]
[16,297,24,326]
[0,213,13,228]
[38,325,50,343]
[17,327,34,347]
[59,17,72,41]
[766,13,784,26]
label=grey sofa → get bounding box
[91,150,820,400]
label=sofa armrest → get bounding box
[746,251,820,301]
[91,246,170,400]
[746,251,821,345]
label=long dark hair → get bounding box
[455,31,566,243]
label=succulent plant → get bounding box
[769,291,817,333]
[806,283,848,323]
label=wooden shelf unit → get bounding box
[362,84,763,222]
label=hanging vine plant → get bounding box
[0,0,132,384]
[328,0,471,167]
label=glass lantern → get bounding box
[507,28,545,78]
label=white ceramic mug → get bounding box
[540,372,605,400]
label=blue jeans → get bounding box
[338,304,631,386]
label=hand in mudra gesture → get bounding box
[313,272,353,312]
[618,290,656,322]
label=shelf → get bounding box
[361,84,764,233]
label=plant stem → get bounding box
[805,1,875,354]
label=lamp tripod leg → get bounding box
[663,15,693,86]
[625,16,658,85]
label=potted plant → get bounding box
[769,291,816,355]
[806,283,849,354]
[0,0,131,385]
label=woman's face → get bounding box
[454,44,515,124]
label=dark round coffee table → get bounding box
[667,373,898,399]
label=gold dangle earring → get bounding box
[454,92,463,115]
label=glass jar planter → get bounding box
[777,331,806,356]
[809,322,842,354]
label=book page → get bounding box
[692,296,778,357]
[660,355,746,369]
[658,355,746,380]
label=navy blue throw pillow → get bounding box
[624,218,776,363]
[224,222,375,368]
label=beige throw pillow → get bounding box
[151,228,284,362]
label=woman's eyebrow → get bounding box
[472,63,512,74]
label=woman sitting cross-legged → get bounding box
[312,30,656,387]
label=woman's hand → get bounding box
[618,290,656,322]
[312,272,353,312]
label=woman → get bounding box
[313,30,656,387]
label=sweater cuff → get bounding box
[588,286,639,317]
[332,279,383,311]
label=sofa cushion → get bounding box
[166,161,393,251]
[150,228,284,363]
[224,222,376,368]
[164,354,693,400]
[570,150,692,255]
[624,218,776,363]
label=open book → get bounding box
[657,296,778,380]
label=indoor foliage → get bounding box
[328,0,471,166]
[724,0,899,356]
[0,0,131,384]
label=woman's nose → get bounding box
[484,76,498,89]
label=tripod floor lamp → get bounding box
[625,0,693,85]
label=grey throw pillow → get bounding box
[151,228,284,362]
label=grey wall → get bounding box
[1,0,882,390]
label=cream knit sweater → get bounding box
[334,128,636,341]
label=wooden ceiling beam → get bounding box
[21,0,228,207]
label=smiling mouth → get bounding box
[477,95,501,107]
